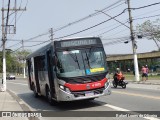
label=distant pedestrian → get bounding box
[141,66,147,81]
[145,65,149,80]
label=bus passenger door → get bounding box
[34,57,41,93]
[47,50,56,98]
[27,59,32,90]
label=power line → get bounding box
[5,0,28,49]
[22,1,160,44]
[98,2,160,37]
[24,40,50,47]
[102,36,130,41]
[16,0,28,23]
[53,0,125,33]
[54,8,127,40]
[24,0,124,42]
[130,2,160,10]
[6,41,21,49]
[54,2,160,40]
[103,1,125,13]
[7,39,48,42]
[103,28,129,38]
[11,46,22,53]
[133,14,160,21]
[97,21,128,36]
[98,13,160,36]
[0,0,124,35]
[25,32,49,42]
[22,8,128,48]
[103,38,131,46]
[52,1,160,34]
[134,8,160,18]
[7,1,160,50]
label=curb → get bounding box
[127,81,160,85]
[7,89,40,120]
[110,79,160,85]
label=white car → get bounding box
[6,74,16,80]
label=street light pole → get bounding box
[127,0,140,81]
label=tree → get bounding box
[12,49,31,74]
[0,49,31,73]
[136,19,160,50]
[15,49,31,61]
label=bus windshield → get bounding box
[56,47,107,77]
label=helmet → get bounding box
[116,68,120,71]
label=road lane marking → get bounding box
[7,82,28,86]
[104,104,160,120]
[104,104,129,111]
[112,91,160,100]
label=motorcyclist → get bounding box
[113,68,124,84]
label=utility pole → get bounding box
[127,0,140,81]
[49,28,54,42]
[1,7,6,92]
[22,40,26,78]
[1,1,26,92]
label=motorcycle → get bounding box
[112,74,128,89]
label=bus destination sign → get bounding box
[60,39,97,47]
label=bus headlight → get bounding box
[59,85,64,90]
[59,85,71,93]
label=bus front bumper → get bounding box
[57,82,111,101]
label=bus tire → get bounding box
[32,84,38,98]
[46,87,55,105]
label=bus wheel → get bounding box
[32,84,38,98]
[46,87,54,105]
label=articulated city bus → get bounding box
[26,37,111,104]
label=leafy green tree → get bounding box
[0,49,31,74]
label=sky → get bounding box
[0,0,160,55]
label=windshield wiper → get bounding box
[84,50,92,69]
[66,50,80,69]
[87,46,94,59]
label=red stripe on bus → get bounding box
[64,78,107,91]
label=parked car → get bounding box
[6,74,16,80]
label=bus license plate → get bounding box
[85,92,94,96]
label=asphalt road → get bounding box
[6,78,160,120]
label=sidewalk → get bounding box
[126,80,160,85]
[0,89,29,120]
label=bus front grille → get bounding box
[71,87,105,97]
